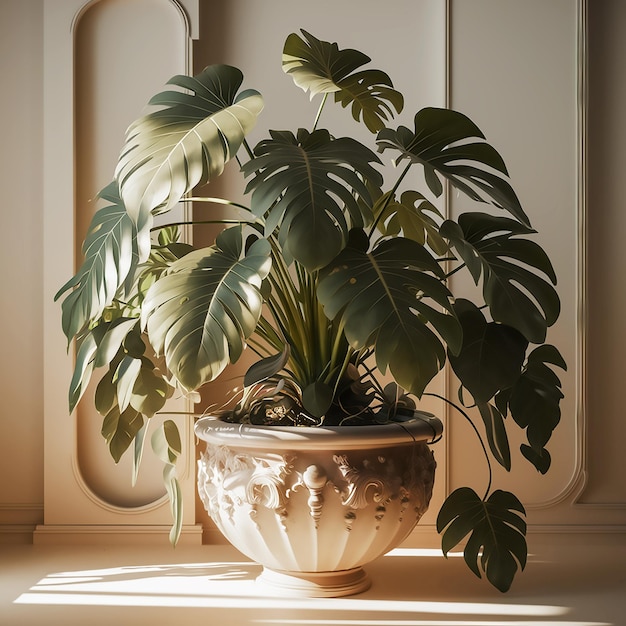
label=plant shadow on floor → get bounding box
[40,561,263,589]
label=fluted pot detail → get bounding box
[195,415,442,597]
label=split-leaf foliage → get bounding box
[56,30,566,592]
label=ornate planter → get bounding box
[195,414,442,597]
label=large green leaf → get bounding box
[113,355,143,413]
[496,345,566,474]
[69,329,99,413]
[89,331,176,474]
[101,402,144,464]
[114,65,263,259]
[441,213,560,344]
[152,420,183,545]
[152,418,181,465]
[374,190,449,256]
[55,182,138,341]
[67,317,140,412]
[242,128,383,271]
[282,30,403,132]
[243,346,290,387]
[376,108,528,225]
[129,359,173,418]
[133,236,195,303]
[141,227,272,391]
[94,318,141,368]
[477,401,511,471]
[446,300,529,472]
[317,231,461,396]
[94,336,172,422]
[448,299,528,403]
[132,421,149,487]
[302,381,334,418]
[437,487,527,592]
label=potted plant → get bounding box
[56,30,565,595]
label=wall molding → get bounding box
[527,524,626,535]
[402,520,626,551]
[33,524,203,545]
[446,0,596,515]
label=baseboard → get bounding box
[401,525,442,549]
[400,522,626,551]
[32,523,203,545]
[527,524,626,534]
[0,503,44,544]
[18,520,626,548]
[201,525,229,545]
[0,525,38,545]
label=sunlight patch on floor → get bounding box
[385,548,462,558]
[11,548,612,626]
[12,557,573,619]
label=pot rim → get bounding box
[194,413,442,451]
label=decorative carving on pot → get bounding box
[197,440,437,533]
[299,464,328,528]
[333,453,394,509]
[197,444,293,530]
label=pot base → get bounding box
[256,566,371,597]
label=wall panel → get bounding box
[585,0,626,506]
[449,0,626,530]
[38,0,201,544]
[449,0,582,511]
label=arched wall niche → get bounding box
[37,0,201,544]
[73,0,190,510]
[447,0,585,515]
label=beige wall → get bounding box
[1,0,625,543]
[0,0,44,535]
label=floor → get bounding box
[1,533,625,626]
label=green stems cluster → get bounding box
[257,238,351,392]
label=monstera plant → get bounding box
[56,30,565,592]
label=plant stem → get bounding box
[242,138,255,161]
[328,338,354,394]
[443,262,467,280]
[150,197,261,233]
[368,161,413,238]
[424,392,493,499]
[149,219,253,233]
[183,196,253,213]
[312,93,329,132]
[265,241,313,382]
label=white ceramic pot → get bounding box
[195,414,442,597]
